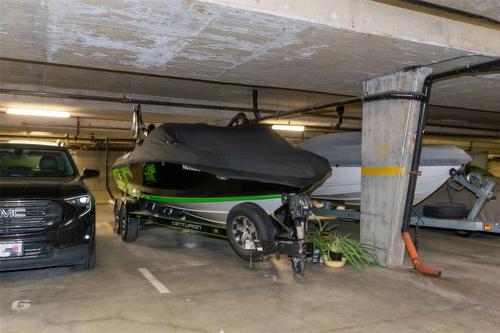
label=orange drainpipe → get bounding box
[402,231,441,277]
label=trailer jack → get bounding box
[402,231,441,277]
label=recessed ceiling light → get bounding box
[6,108,70,118]
[8,140,62,146]
[271,124,305,132]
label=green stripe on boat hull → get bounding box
[140,193,282,203]
[141,195,283,224]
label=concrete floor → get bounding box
[1,204,500,333]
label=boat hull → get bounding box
[139,194,283,224]
[300,132,471,206]
[112,164,287,225]
[311,165,460,206]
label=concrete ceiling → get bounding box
[0,0,472,94]
[425,0,500,21]
[0,60,338,111]
[0,0,499,139]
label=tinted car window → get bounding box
[0,148,75,177]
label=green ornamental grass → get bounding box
[308,232,378,271]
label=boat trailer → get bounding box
[115,194,314,273]
[311,171,498,234]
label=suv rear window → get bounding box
[0,148,76,177]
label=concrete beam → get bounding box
[0,86,247,122]
[202,0,500,56]
[360,67,432,267]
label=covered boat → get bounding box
[300,132,471,206]
[112,120,329,269]
[113,123,330,224]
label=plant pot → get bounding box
[329,251,343,261]
[323,255,347,268]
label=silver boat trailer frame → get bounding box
[311,172,499,234]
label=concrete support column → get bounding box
[360,67,432,267]
[470,151,489,170]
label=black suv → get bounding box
[0,143,99,271]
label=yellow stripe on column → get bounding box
[361,166,406,176]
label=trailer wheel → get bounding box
[227,203,276,261]
[113,200,122,234]
[423,203,469,219]
[120,203,139,242]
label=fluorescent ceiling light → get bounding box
[6,108,70,118]
[8,140,61,146]
[271,124,305,132]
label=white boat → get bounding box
[300,132,471,206]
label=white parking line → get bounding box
[11,300,31,311]
[138,268,170,294]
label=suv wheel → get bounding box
[74,248,96,271]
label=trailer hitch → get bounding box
[280,194,312,273]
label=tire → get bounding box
[120,203,139,242]
[454,230,474,237]
[113,200,122,234]
[227,203,276,261]
[423,203,469,219]
[74,246,96,271]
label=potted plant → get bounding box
[327,235,343,261]
[307,232,344,267]
[308,232,378,270]
[322,235,346,267]
[328,234,378,270]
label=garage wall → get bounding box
[489,160,500,178]
[470,151,489,170]
[69,149,126,204]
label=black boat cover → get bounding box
[113,123,330,190]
